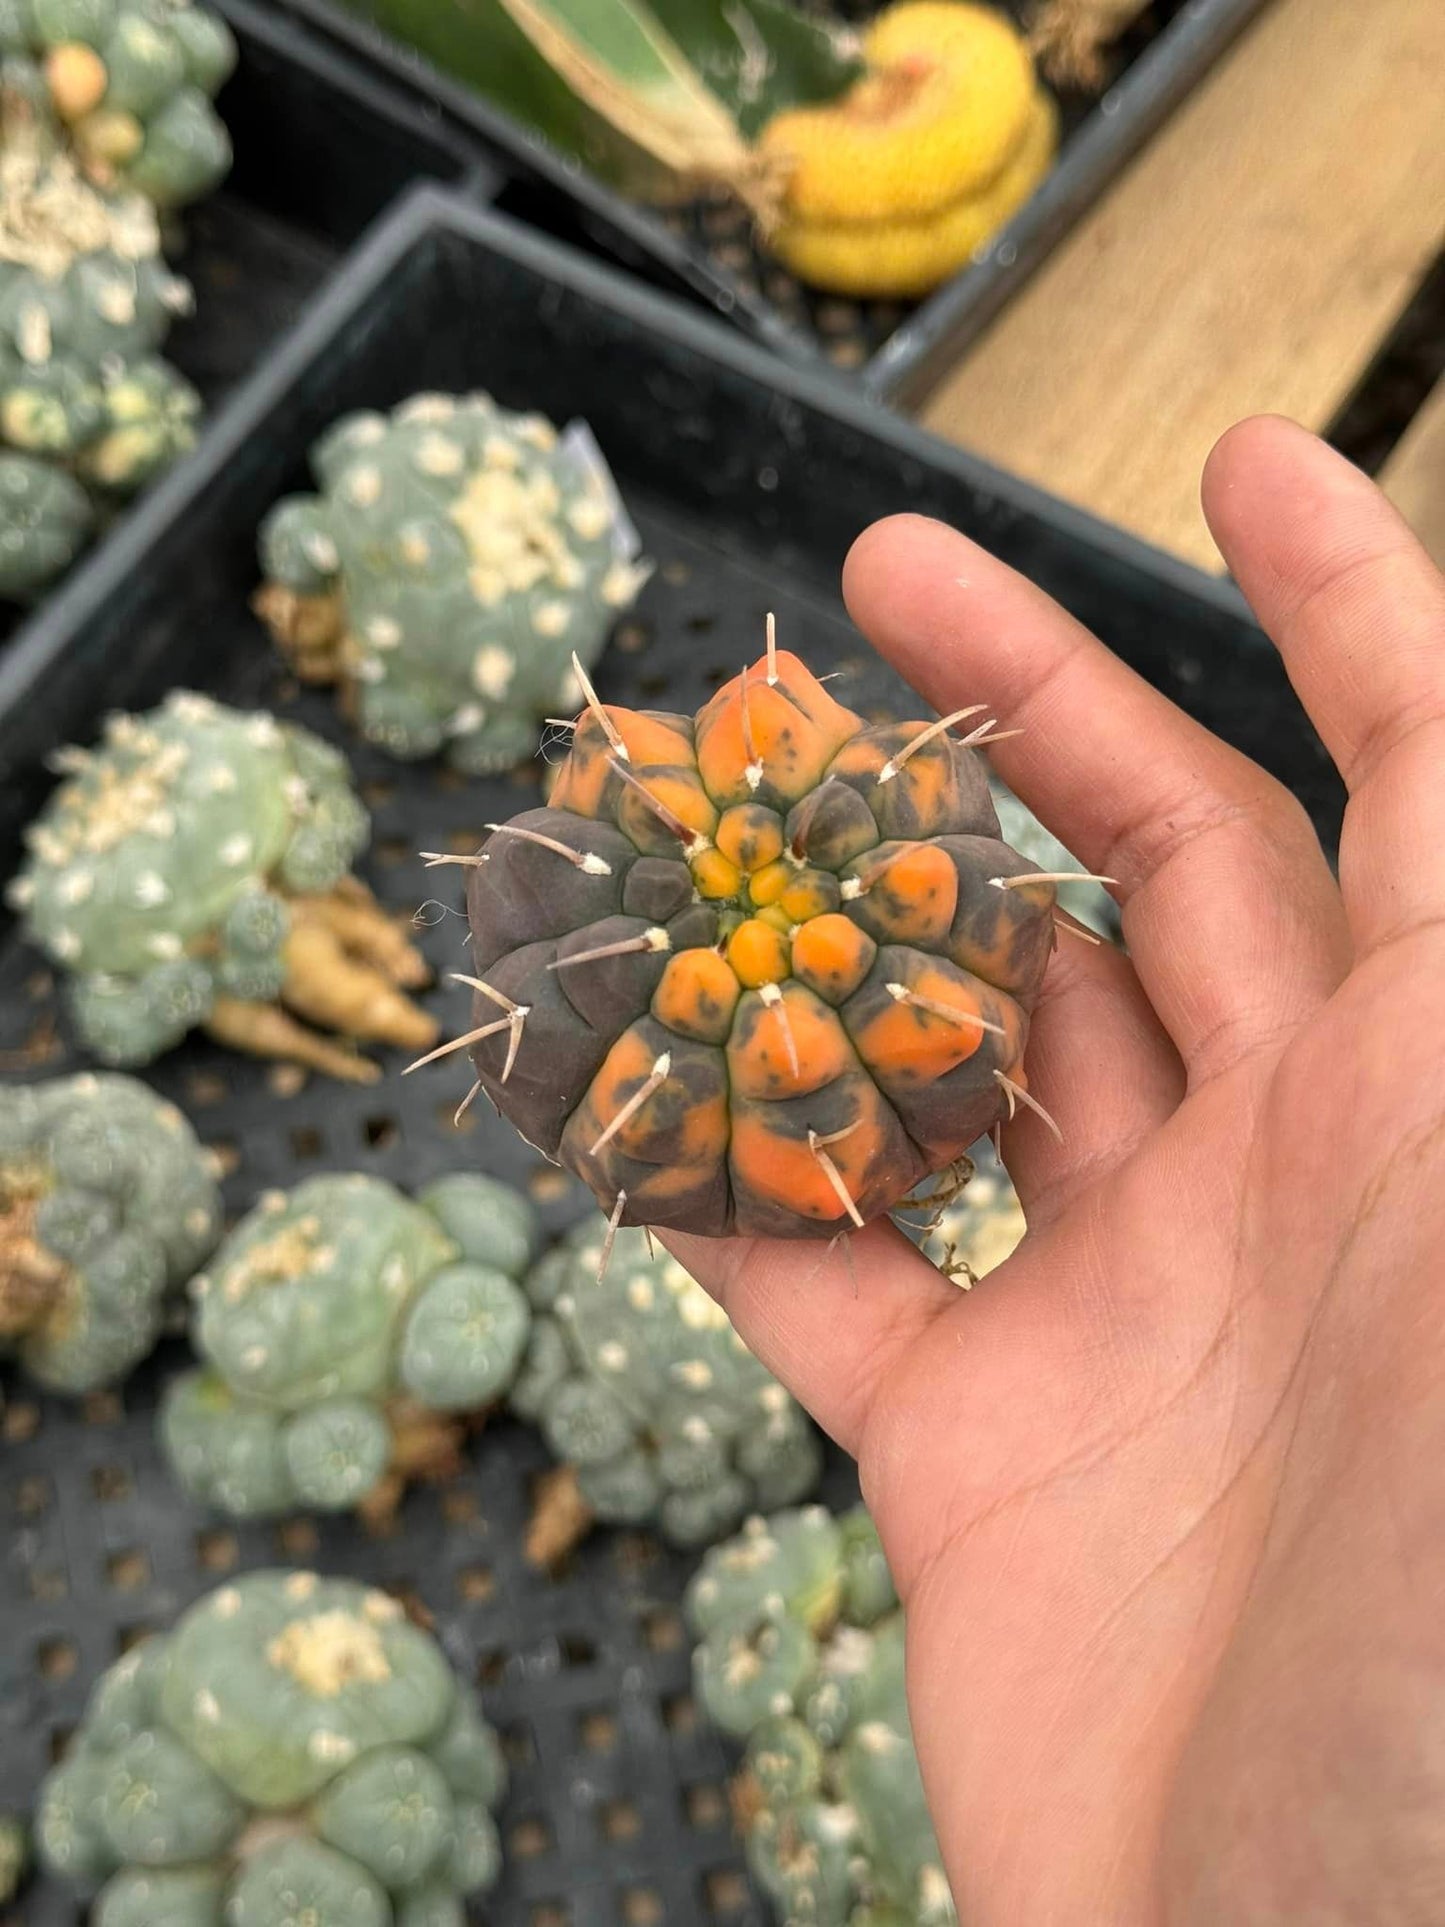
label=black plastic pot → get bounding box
[0,182,1337,1925]
[254,0,1271,400]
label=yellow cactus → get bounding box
[770,91,1057,300]
[756,0,1055,299]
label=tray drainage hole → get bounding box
[83,1390,124,1426]
[206,1137,241,1180]
[116,1622,159,1654]
[363,1114,399,1152]
[530,1906,570,1927]
[684,1782,727,1831]
[635,673,670,699]
[276,1517,319,1560]
[376,836,412,868]
[477,1647,509,1690]
[662,1692,697,1737]
[705,1868,750,1918]
[579,1709,617,1754]
[623,1887,664,1925]
[90,1463,131,1502]
[2,1400,40,1443]
[290,1126,324,1160]
[612,1532,660,1578]
[196,1528,239,1573]
[48,1722,76,1764]
[186,1070,228,1108]
[37,1637,78,1682]
[455,1564,495,1604]
[642,1609,685,1654]
[685,613,716,636]
[501,1722,535,1769]
[509,1817,553,1860]
[560,1632,596,1669]
[106,1549,150,1593]
[16,1474,51,1517]
[600,1799,641,1843]
[29,1568,67,1603]
[441,1488,482,1527]
[614,619,651,655]
[362,780,397,808]
[661,561,691,588]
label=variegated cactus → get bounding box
[9,690,437,1080]
[35,1571,508,1924]
[255,392,650,774]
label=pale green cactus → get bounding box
[0,1812,27,1905]
[255,391,651,774]
[0,1070,221,1394]
[160,1171,537,1520]
[36,1570,508,1923]
[8,690,439,1079]
[0,80,199,595]
[512,1217,820,1557]
[0,0,234,207]
[686,1506,956,1927]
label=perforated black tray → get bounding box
[0,183,1338,1925]
[255,0,1270,400]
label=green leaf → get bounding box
[648,0,861,136]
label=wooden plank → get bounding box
[920,0,1445,571]
[1380,373,1445,570]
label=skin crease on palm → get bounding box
[665,416,1445,1926]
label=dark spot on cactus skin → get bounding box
[940,838,1056,996]
[784,781,879,870]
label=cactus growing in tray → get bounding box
[35,1569,508,1924]
[432,625,1100,1240]
[1,0,235,208]
[686,1504,955,1927]
[7,689,440,1080]
[254,392,651,775]
[161,1171,537,1523]
[0,76,200,598]
[514,1214,821,1561]
[0,1070,221,1394]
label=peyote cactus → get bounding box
[513,1215,821,1560]
[0,1070,220,1394]
[0,78,199,596]
[161,1171,537,1522]
[1,0,235,208]
[686,1505,955,1927]
[0,1813,27,1905]
[35,1570,508,1923]
[254,392,652,774]
[7,690,439,1080]
[447,631,1084,1239]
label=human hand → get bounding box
[668,417,1445,1925]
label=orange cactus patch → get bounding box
[458,637,1057,1239]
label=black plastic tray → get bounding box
[0,183,1338,1924]
[255,0,1270,400]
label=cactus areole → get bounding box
[457,643,1060,1239]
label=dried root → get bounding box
[525,1463,595,1569]
[250,582,348,683]
[1028,0,1151,88]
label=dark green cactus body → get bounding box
[686,1506,957,1927]
[8,691,370,1064]
[0,1070,220,1393]
[512,1216,821,1548]
[256,392,650,772]
[160,1171,537,1519]
[36,1570,507,1921]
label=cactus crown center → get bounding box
[447,465,579,608]
[43,737,187,859]
[265,1610,391,1695]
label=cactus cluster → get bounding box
[255,392,651,774]
[1,0,235,209]
[8,690,439,1079]
[687,1505,955,1927]
[162,1172,536,1522]
[513,1216,821,1557]
[0,1070,220,1393]
[455,639,1060,1239]
[36,1570,508,1926]
[0,76,200,597]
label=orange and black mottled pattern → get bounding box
[464,651,1057,1238]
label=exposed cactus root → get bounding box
[1028,0,1149,87]
[0,1171,69,1339]
[280,918,438,1054]
[205,995,381,1084]
[525,1464,595,1569]
[250,582,347,682]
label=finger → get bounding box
[1002,925,1184,1227]
[1203,416,1445,957]
[662,1221,957,1458]
[843,515,1349,1087]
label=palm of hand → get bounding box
[671,418,1445,1925]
